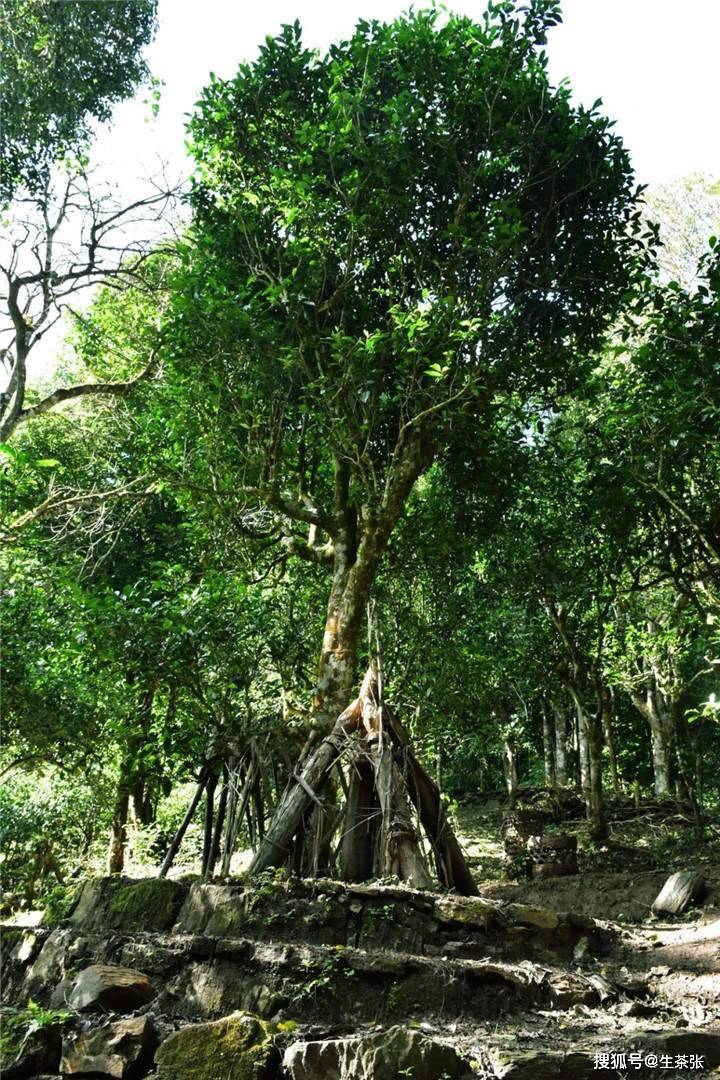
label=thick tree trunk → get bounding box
[313,499,370,728]
[255,435,433,878]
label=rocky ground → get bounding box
[2,796,719,1078]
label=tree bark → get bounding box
[205,768,228,881]
[201,771,217,878]
[630,681,675,798]
[502,738,518,807]
[576,704,591,801]
[575,700,606,840]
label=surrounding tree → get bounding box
[0,0,158,201]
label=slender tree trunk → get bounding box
[201,771,217,878]
[542,701,556,789]
[552,698,568,787]
[220,759,240,877]
[675,709,704,837]
[572,691,606,838]
[631,684,674,798]
[601,687,622,796]
[648,705,672,798]
[108,789,130,874]
[501,738,516,805]
[205,768,228,881]
[586,709,607,839]
[576,704,591,801]
[502,739,517,807]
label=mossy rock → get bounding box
[505,903,561,931]
[434,895,499,929]
[155,1012,279,1080]
[107,878,187,931]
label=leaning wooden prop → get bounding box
[159,667,477,896]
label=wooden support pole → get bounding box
[340,754,378,883]
[248,672,372,877]
[201,770,218,878]
[386,709,478,896]
[158,768,209,878]
[205,766,228,881]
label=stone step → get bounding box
[59,874,612,967]
[7,922,616,1027]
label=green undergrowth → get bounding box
[40,881,83,927]
[0,1000,70,1070]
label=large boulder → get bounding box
[60,1015,157,1077]
[283,1026,470,1080]
[154,1012,278,1080]
[67,965,156,1012]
